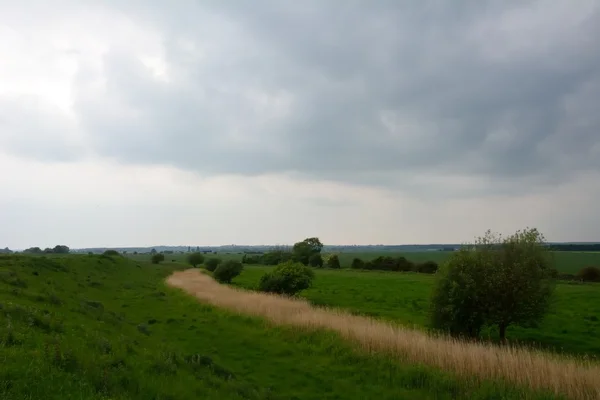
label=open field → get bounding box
[1,254,571,400]
[170,269,600,399]
[234,267,600,357]
[126,250,600,274]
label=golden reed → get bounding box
[167,269,600,399]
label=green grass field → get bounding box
[2,254,563,399]
[128,250,600,275]
[234,267,600,357]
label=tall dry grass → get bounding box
[167,269,600,399]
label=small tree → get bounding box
[309,253,323,268]
[431,228,555,342]
[151,253,165,264]
[103,250,120,257]
[205,258,222,272]
[187,252,205,267]
[326,255,341,269]
[258,261,315,296]
[213,261,243,283]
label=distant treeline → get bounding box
[548,243,600,252]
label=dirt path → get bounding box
[167,269,600,399]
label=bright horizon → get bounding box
[2,1,600,249]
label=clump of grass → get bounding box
[168,269,600,400]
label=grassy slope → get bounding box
[129,251,600,274]
[0,255,556,400]
[234,267,600,357]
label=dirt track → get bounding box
[167,269,600,399]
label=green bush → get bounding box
[416,261,439,274]
[396,257,414,272]
[151,253,165,264]
[350,258,365,269]
[326,255,341,269]
[262,249,293,266]
[102,250,120,257]
[205,258,222,272]
[187,252,205,267]
[577,266,600,282]
[213,261,243,283]
[309,253,323,268]
[258,261,314,296]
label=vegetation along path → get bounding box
[167,269,600,400]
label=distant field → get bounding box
[234,266,600,357]
[128,250,600,274]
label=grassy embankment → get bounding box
[2,254,572,400]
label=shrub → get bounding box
[309,253,323,268]
[350,258,365,269]
[326,255,341,269]
[187,252,205,267]
[102,250,120,257]
[577,266,600,282]
[416,261,439,274]
[151,254,165,264]
[431,228,555,341]
[262,250,293,266]
[394,257,412,272]
[258,261,314,296]
[204,258,222,272]
[366,256,398,271]
[213,261,243,283]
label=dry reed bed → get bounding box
[167,269,600,399]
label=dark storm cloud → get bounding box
[75,0,600,192]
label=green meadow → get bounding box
[233,266,600,357]
[1,254,567,400]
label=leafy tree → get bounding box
[24,247,43,254]
[213,260,243,283]
[577,266,600,282]
[292,237,323,265]
[258,261,315,296]
[350,258,365,269]
[150,248,157,255]
[151,253,165,264]
[431,228,555,341]
[308,253,323,268]
[187,252,205,267]
[53,245,70,254]
[326,255,341,269]
[103,250,120,257]
[205,258,222,272]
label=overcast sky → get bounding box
[1,0,600,249]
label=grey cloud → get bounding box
[73,0,600,194]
